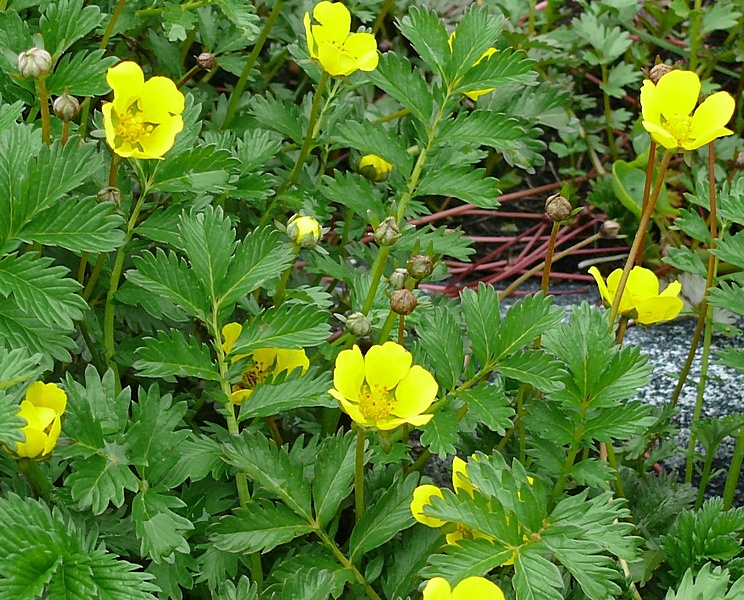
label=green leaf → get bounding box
[445,7,504,83]
[512,548,564,600]
[219,227,295,309]
[0,347,43,390]
[664,246,708,276]
[217,0,260,40]
[718,346,744,373]
[461,283,501,367]
[0,298,76,364]
[133,330,221,381]
[701,2,741,35]
[366,52,433,124]
[497,349,565,393]
[0,390,24,447]
[319,171,387,223]
[416,166,500,208]
[150,145,238,193]
[333,120,414,178]
[712,231,744,270]
[452,47,535,98]
[349,473,419,561]
[416,305,465,390]
[214,577,258,600]
[46,50,118,96]
[545,536,622,599]
[312,430,357,528]
[131,489,193,563]
[271,568,339,600]
[223,432,313,520]
[436,111,526,152]
[40,0,103,57]
[672,208,711,243]
[420,405,460,458]
[237,369,334,421]
[17,197,125,253]
[126,249,210,320]
[495,292,564,359]
[162,433,225,487]
[382,527,444,600]
[462,382,514,434]
[572,12,632,64]
[423,538,516,583]
[666,564,744,600]
[709,282,744,318]
[211,501,314,554]
[397,6,449,76]
[249,94,303,143]
[0,100,24,131]
[230,303,331,354]
[600,62,642,98]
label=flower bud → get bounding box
[53,91,79,122]
[359,154,392,182]
[735,151,744,169]
[18,47,52,80]
[601,219,621,239]
[287,215,322,248]
[388,268,409,290]
[545,193,571,222]
[390,289,417,315]
[197,52,216,70]
[97,186,122,207]
[373,216,399,246]
[407,255,434,281]
[345,312,371,337]
[648,63,673,85]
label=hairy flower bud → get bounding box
[97,186,122,207]
[601,219,621,239]
[53,91,79,122]
[345,312,371,337]
[18,47,52,80]
[407,255,434,281]
[373,216,400,246]
[359,154,392,182]
[197,52,216,70]
[648,63,673,85]
[735,151,744,169]
[287,215,322,248]
[390,289,417,315]
[545,193,571,222]
[388,268,409,290]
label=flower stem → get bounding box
[222,0,285,129]
[608,149,673,327]
[315,529,382,600]
[685,306,712,484]
[36,77,51,146]
[540,221,561,295]
[636,141,657,266]
[687,0,704,73]
[723,424,744,510]
[377,310,396,343]
[354,426,367,524]
[273,245,300,306]
[600,64,617,161]
[372,0,394,34]
[361,246,391,315]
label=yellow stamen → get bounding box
[357,383,394,420]
[663,114,691,144]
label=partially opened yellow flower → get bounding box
[304,1,378,77]
[222,323,309,405]
[423,577,505,600]
[102,61,185,159]
[13,382,67,459]
[640,69,734,150]
[448,31,497,101]
[359,154,392,181]
[589,266,684,325]
[329,342,437,430]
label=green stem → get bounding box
[608,150,673,326]
[135,0,213,17]
[361,246,391,315]
[685,305,712,484]
[36,77,51,146]
[355,426,367,524]
[377,310,396,343]
[605,443,625,498]
[552,444,580,501]
[222,0,285,129]
[723,424,744,510]
[397,315,405,345]
[687,0,704,73]
[82,253,106,301]
[600,64,617,160]
[540,221,561,295]
[636,142,657,266]
[315,529,382,600]
[18,458,52,500]
[372,0,394,34]
[695,444,716,509]
[273,245,300,306]
[527,0,538,35]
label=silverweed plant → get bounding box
[0,1,742,599]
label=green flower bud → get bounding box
[18,48,52,80]
[390,289,417,315]
[545,193,571,222]
[388,268,409,290]
[287,215,322,248]
[373,216,399,247]
[53,91,80,122]
[359,154,392,182]
[345,312,371,337]
[407,255,434,281]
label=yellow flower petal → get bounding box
[43,417,62,455]
[689,91,735,140]
[642,120,681,149]
[588,266,612,305]
[304,12,317,57]
[625,266,660,298]
[640,79,661,124]
[136,115,184,159]
[411,484,447,528]
[452,577,505,600]
[273,348,309,375]
[423,578,452,600]
[231,389,254,405]
[107,61,144,114]
[392,365,437,418]
[14,428,47,458]
[635,296,684,324]
[25,381,66,415]
[452,456,476,497]
[312,1,350,45]
[344,32,379,71]
[222,322,243,354]
[655,70,700,123]
[139,76,186,122]
[365,342,411,390]
[606,268,639,314]
[660,280,682,297]
[317,43,358,77]
[332,346,365,401]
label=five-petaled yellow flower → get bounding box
[102,61,185,159]
[640,69,734,151]
[329,341,437,430]
[222,323,309,405]
[13,381,67,459]
[589,266,684,325]
[304,1,378,77]
[423,577,505,600]
[448,31,497,101]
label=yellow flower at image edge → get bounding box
[102,61,185,159]
[222,323,309,405]
[304,1,378,77]
[359,154,392,182]
[423,577,505,600]
[14,382,67,459]
[589,266,684,325]
[640,69,734,150]
[329,342,438,430]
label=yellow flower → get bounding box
[329,342,437,430]
[640,69,735,150]
[286,215,322,248]
[423,577,505,600]
[222,323,309,405]
[304,1,378,77]
[102,61,185,159]
[13,382,66,459]
[358,154,392,181]
[448,32,497,101]
[589,266,684,325]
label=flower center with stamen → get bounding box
[358,383,394,420]
[234,362,271,392]
[663,114,691,145]
[113,103,156,146]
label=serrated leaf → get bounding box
[312,430,357,528]
[461,382,514,434]
[420,406,459,458]
[416,305,465,390]
[453,47,535,97]
[382,526,443,600]
[461,283,501,367]
[333,120,414,178]
[416,166,500,208]
[445,8,504,83]
[0,100,24,131]
[318,171,387,223]
[512,548,564,600]
[672,208,711,243]
[211,501,313,554]
[0,391,24,447]
[423,537,515,583]
[249,94,303,143]
[712,231,744,270]
[272,568,338,600]
[131,489,193,563]
[709,282,744,318]
[67,447,140,515]
[701,3,741,35]
[18,197,125,252]
[497,349,565,393]
[436,111,526,151]
[214,577,258,600]
[218,0,260,40]
[397,6,449,76]
[0,347,43,390]
[366,52,433,124]
[162,433,225,487]
[495,292,564,359]
[40,0,103,57]
[349,472,419,561]
[664,246,708,276]
[718,346,744,373]
[151,145,238,193]
[46,50,118,97]
[0,298,76,364]
[237,369,334,421]
[134,330,221,381]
